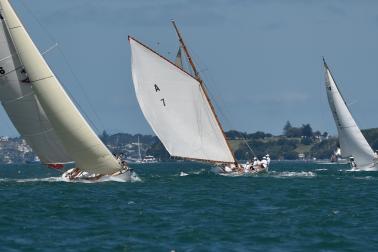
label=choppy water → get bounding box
[1,161,378,251]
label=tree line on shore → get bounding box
[143,121,378,161]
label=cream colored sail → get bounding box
[324,59,375,168]
[0,0,121,174]
[130,37,235,163]
[0,11,71,164]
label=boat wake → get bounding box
[178,169,206,177]
[0,172,142,183]
[270,171,316,178]
[0,177,66,183]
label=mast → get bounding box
[170,20,237,164]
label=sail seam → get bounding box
[22,128,54,137]
[9,25,21,30]
[30,76,54,83]
[339,125,358,129]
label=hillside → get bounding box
[146,124,378,161]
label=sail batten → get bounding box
[324,60,375,168]
[130,37,235,164]
[0,0,121,174]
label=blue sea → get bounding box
[0,161,377,251]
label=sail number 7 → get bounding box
[154,83,166,107]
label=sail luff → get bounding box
[0,0,121,174]
[171,21,236,164]
[324,59,375,168]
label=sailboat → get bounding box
[129,20,268,174]
[323,58,377,170]
[0,0,136,181]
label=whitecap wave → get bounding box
[0,177,66,183]
[270,171,316,178]
[179,171,189,177]
[176,169,206,177]
[0,172,142,184]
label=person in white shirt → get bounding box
[266,154,271,166]
[260,157,268,170]
[349,156,357,169]
[252,157,260,170]
[244,161,251,173]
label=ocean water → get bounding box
[0,161,378,251]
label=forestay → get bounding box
[0,10,71,164]
[130,37,235,163]
[324,61,375,168]
[0,0,121,174]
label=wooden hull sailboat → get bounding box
[323,58,377,170]
[129,21,268,175]
[0,0,137,181]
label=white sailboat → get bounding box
[0,0,136,181]
[129,21,268,174]
[323,58,377,170]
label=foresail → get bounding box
[324,61,375,167]
[130,37,235,163]
[0,9,71,164]
[0,0,121,174]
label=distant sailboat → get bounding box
[323,58,377,170]
[129,20,268,174]
[0,0,135,180]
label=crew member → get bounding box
[266,154,271,166]
[260,157,268,170]
[349,156,357,169]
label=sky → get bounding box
[1,0,378,136]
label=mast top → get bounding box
[323,57,328,69]
[171,20,201,81]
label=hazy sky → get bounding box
[1,0,378,136]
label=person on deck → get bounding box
[349,156,357,169]
[252,157,260,170]
[244,161,251,173]
[68,167,81,180]
[266,154,271,166]
[260,157,268,170]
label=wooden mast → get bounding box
[171,20,237,165]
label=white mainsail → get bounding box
[324,59,375,168]
[0,0,121,174]
[0,11,71,164]
[130,37,235,163]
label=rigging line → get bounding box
[18,0,106,134]
[205,85,256,157]
[0,43,57,67]
[190,48,258,157]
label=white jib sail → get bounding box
[0,0,121,174]
[0,10,71,164]
[324,62,375,168]
[130,37,235,163]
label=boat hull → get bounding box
[62,168,138,182]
